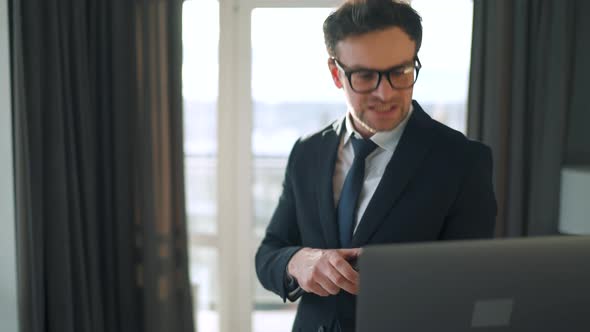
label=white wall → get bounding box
[0,0,19,330]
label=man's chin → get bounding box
[367,111,410,132]
[366,120,403,133]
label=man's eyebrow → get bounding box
[345,59,415,72]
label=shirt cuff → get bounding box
[284,266,303,301]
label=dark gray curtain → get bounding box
[468,0,590,237]
[10,0,194,331]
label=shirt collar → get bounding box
[341,104,414,152]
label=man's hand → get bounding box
[287,248,361,297]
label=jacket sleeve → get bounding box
[439,142,497,239]
[255,139,304,302]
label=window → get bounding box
[411,0,474,133]
[182,1,219,331]
[251,8,339,331]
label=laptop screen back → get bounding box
[356,236,590,331]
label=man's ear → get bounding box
[328,58,343,89]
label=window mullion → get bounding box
[217,0,253,332]
[235,1,254,332]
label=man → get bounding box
[255,0,497,331]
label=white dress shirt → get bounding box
[333,105,413,234]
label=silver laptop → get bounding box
[356,236,590,331]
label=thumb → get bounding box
[337,247,362,259]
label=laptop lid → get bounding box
[356,236,590,331]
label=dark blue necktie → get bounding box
[337,136,378,248]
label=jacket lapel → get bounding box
[316,119,344,249]
[352,101,436,247]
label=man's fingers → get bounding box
[313,268,341,295]
[291,247,362,297]
[299,263,340,296]
[336,248,362,259]
[326,264,359,295]
[325,253,359,294]
[304,280,334,297]
[328,253,359,284]
[310,282,330,297]
[337,279,358,295]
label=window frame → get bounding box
[216,2,341,332]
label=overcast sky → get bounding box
[182,0,473,104]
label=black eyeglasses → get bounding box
[332,57,422,93]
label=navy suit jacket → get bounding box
[255,101,497,332]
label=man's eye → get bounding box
[390,68,407,77]
[356,71,377,80]
[392,66,413,76]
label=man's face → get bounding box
[328,27,417,137]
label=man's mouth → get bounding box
[368,105,398,113]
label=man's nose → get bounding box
[372,76,398,101]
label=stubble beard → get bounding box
[349,102,410,135]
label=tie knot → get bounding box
[351,136,378,160]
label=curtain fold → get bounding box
[11,0,194,331]
[467,0,586,237]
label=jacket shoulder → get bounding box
[299,120,340,144]
[429,119,491,156]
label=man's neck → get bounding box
[348,112,376,139]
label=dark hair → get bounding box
[323,0,423,57]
